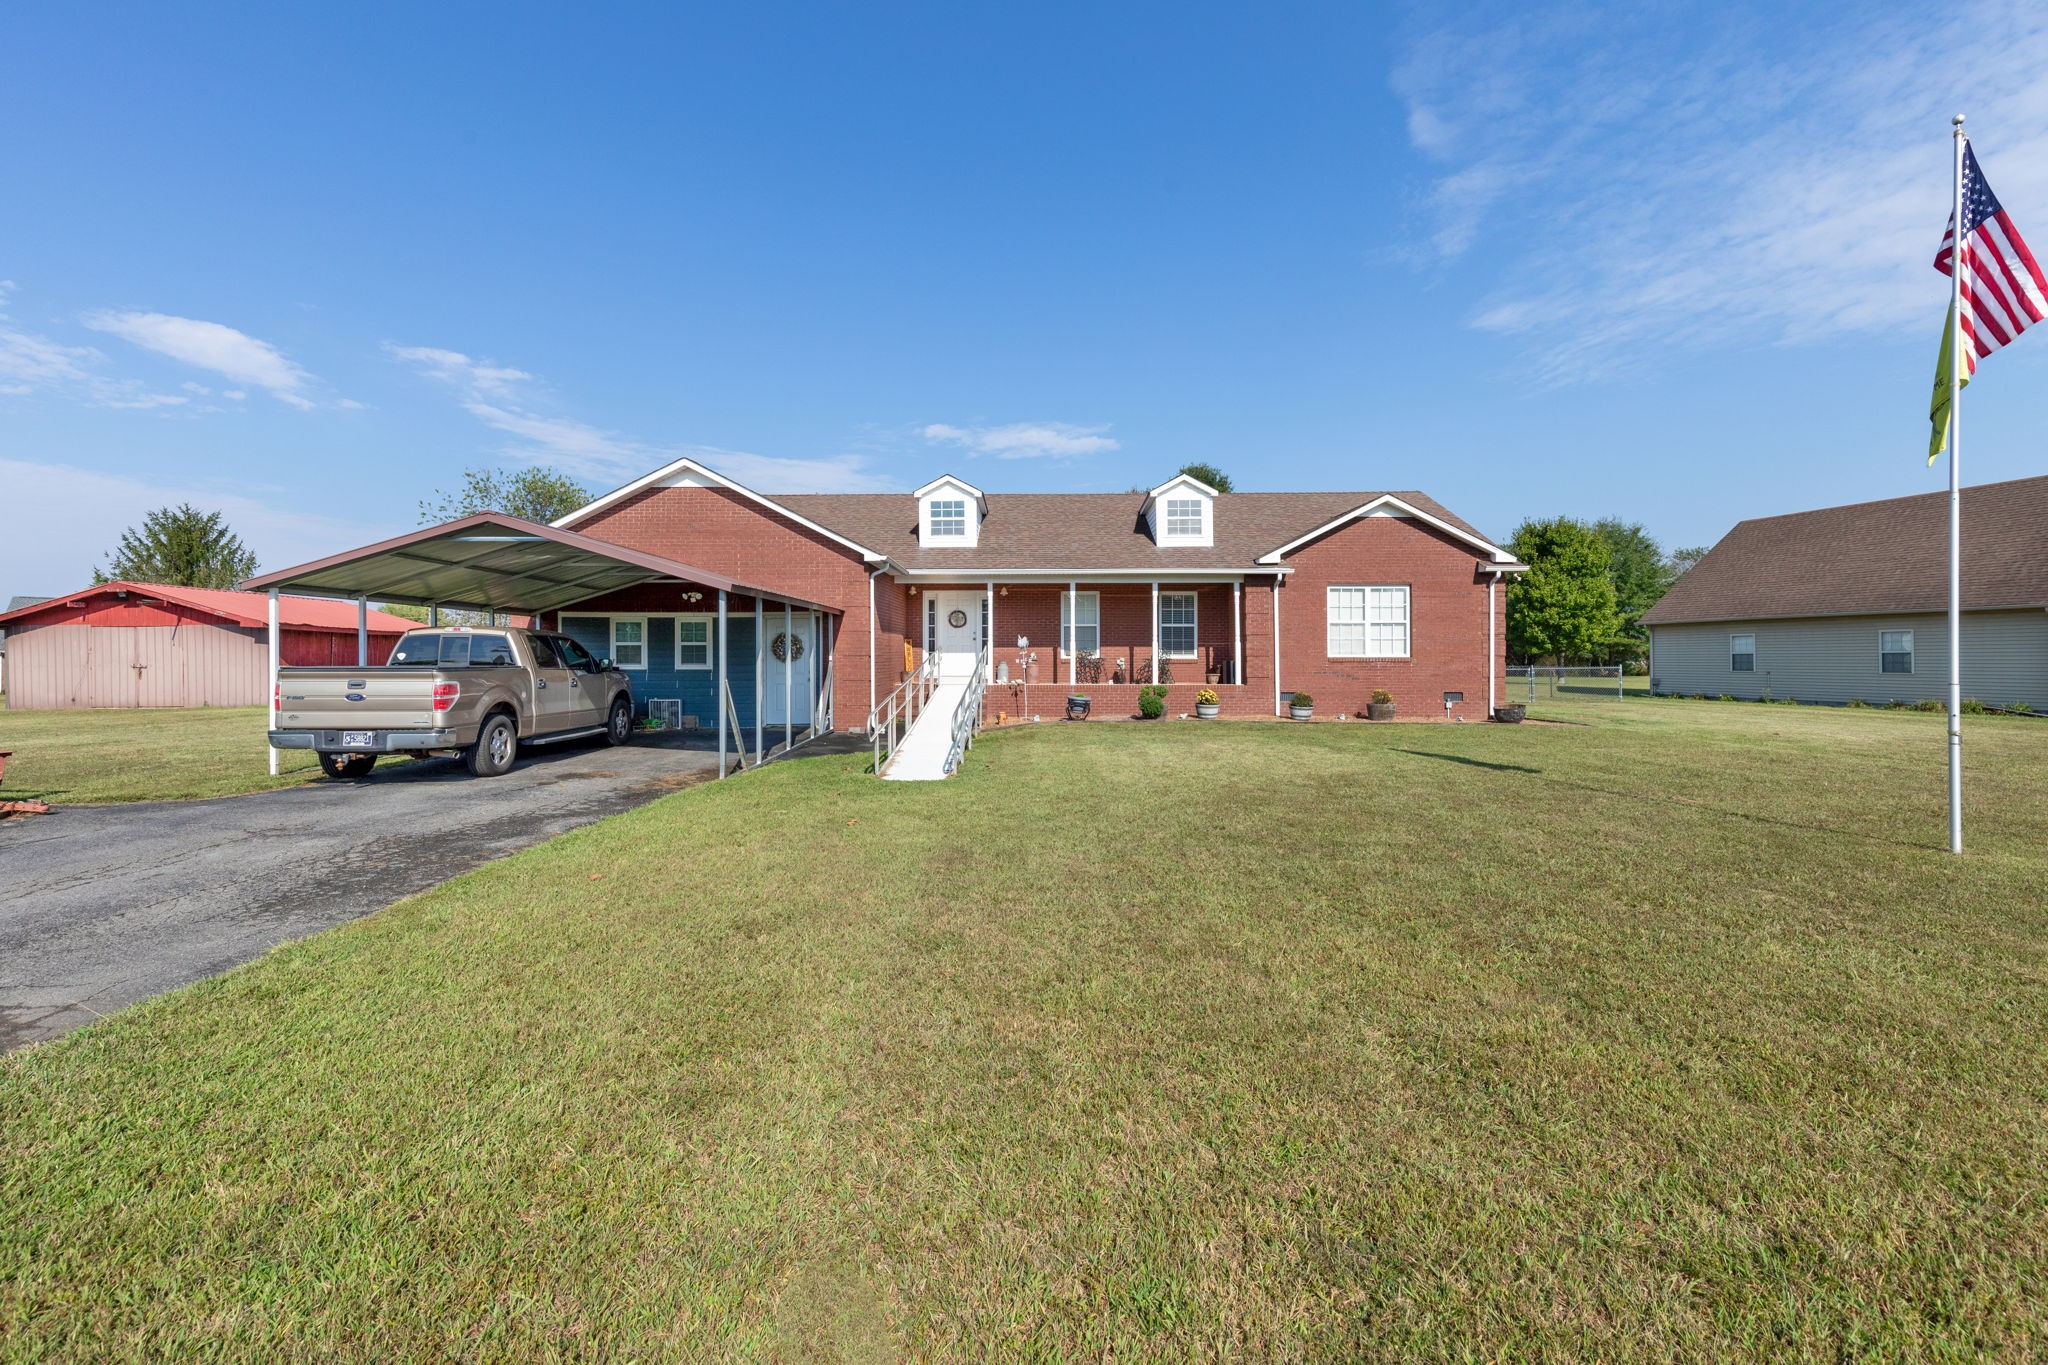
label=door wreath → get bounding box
[771,632,805,662]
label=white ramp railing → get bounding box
[869,654,938,775]
[941,645,991,777]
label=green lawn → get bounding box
[0,702,352,803]
[5,704,2047,1360]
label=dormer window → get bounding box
[915,474,986,548]
[1144,472,1218,547]
[1163,497,1205,539]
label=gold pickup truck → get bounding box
[268,626,634,778]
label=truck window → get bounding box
[387,632,515,667]
[474,635,517,666]
[554,635,599,673]
[527,635,563,668]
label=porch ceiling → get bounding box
[241,513,837,615]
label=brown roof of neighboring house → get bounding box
[1641,474,2048,626]
[776,490,1499,570]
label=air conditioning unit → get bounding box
[648,698,683,730]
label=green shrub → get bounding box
[1137,685,1168,719]
[2010,701,2035,714]
[1289,691,1314,709]
[1961,698,1987,715]
[1886,699,1908,710]
[1912,698,1946,713]
[1370,689,1393,706]
[1846,698,1870,708]
[1688,693,1708,701]
[1718,694,1736,702]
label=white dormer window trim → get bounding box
[915,474,985,548]
[1143,472,1218,548]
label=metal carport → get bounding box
[243,513,841,778]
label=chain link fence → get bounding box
[1515,665,1640,702]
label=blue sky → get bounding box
[6,0,2048,592]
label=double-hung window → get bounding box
[927,499,968,538]
[1730,633,1755,672]
[1326,585,1409,658]
[1061,591,1100,656]
[1159,592,1197,657]
[1880,629,1914,674]
[1163,498,1204,539]
[675,616,711,669]
[611,618,647,670]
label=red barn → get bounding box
[0,582,416,710]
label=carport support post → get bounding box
[717,590,729,779]
[267,588,280,776]
[753,598,764,764]
[784,600,793,755]
[429,603,439,627]
[356,596,368,667]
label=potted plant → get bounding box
[1194,687,1221,719]
[1138,685,1168,719]
[1494,702,1526,723]
[1289,690,1314,721]
[1367,688,1395,721]
[1066,693,1091,720]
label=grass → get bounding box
[5,704,2047,1360]
[0,700,391,804]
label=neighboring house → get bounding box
[533,458,1524,725]
[1641,475,2048,709]
[1,594,53,696]
[0,583,417,710]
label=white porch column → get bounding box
[1486,575,1497,714]
[717,589,729,778]
[1233,581,1243,686]
[267,588,281,776]
[1067,581,1077,687]
[356,597,368,666]
[784,600,794,754]
[986,580,995,682]
[754,597,765,764]
[1151,581,1160,683]
[1271,579,1282,716]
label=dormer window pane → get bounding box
[929,499,968,538]
[1164,497,1204,538]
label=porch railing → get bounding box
[869,653,938,774]
[942,644,991,777]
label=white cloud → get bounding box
[0,283,193,410]
[921,421,1120,459]
[0,456,401,592]
[1393,0,2048,380]
[389,341,892,492]
[83,310,322,408]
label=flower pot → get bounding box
[1205,668,1221,685]
[1366,702,1396,721]
[1289,705,1313,721]
[1494,704,1526,724]
[1195,702,1220,719]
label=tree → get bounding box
[1589,518,1675,658]
[1175,461,1234,492]
[94,504,258,589]
[420,466,591,525]
[1665,545,1710,579]
[1506,517,1619,664]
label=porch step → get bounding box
[882,680,971,781]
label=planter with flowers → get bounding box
[1366,688,1396,721]
[1289,691,1314,721]
[1194,688,1221,720]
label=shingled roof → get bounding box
[777,490,1499,571]
[1641,474,2048,626]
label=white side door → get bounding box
[762,615,814,727]
[931,592,983,681]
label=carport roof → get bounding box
[241,513,836,615]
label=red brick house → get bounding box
[538,458,1524,737]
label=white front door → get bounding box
[762,615,815,727]
[929,591,984,680]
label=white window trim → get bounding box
[1730,632,1756,672]
[1159,590,1199,659]
[609,615,650,671]
[674,613,714,670]
[1880,629,1915,675]
[1325,584,1410,660]
[926,498,969,539]
[1161,498,1207,541]
[1060,590,1102,657]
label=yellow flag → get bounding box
[1929,303,1969,464]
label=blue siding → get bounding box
[561,614,788,731]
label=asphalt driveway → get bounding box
[0,733,724,1051]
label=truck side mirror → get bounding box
[600,658,614,671]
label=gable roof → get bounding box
[554,456,888,561]
[1641,474,2048,626]
[774,490,1502,572]
[0,582,422,632]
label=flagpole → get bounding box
[1946,113,1966,855]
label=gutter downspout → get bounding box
[1271,578,1282,716]
[1487,573,1496,715]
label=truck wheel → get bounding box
[318,752,377,780]
[467,713,518,777]
[606,697,633,746]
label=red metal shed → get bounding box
[0,582,417,709]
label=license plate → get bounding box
[340,731,377,748]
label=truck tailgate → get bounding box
[278,669,441,731]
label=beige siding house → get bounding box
[1644,476,2048,710]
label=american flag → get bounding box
[1936,143,2047,373]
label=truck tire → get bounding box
[605,697,633,746]
[467,712,518,777]
[318,752,377,780]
